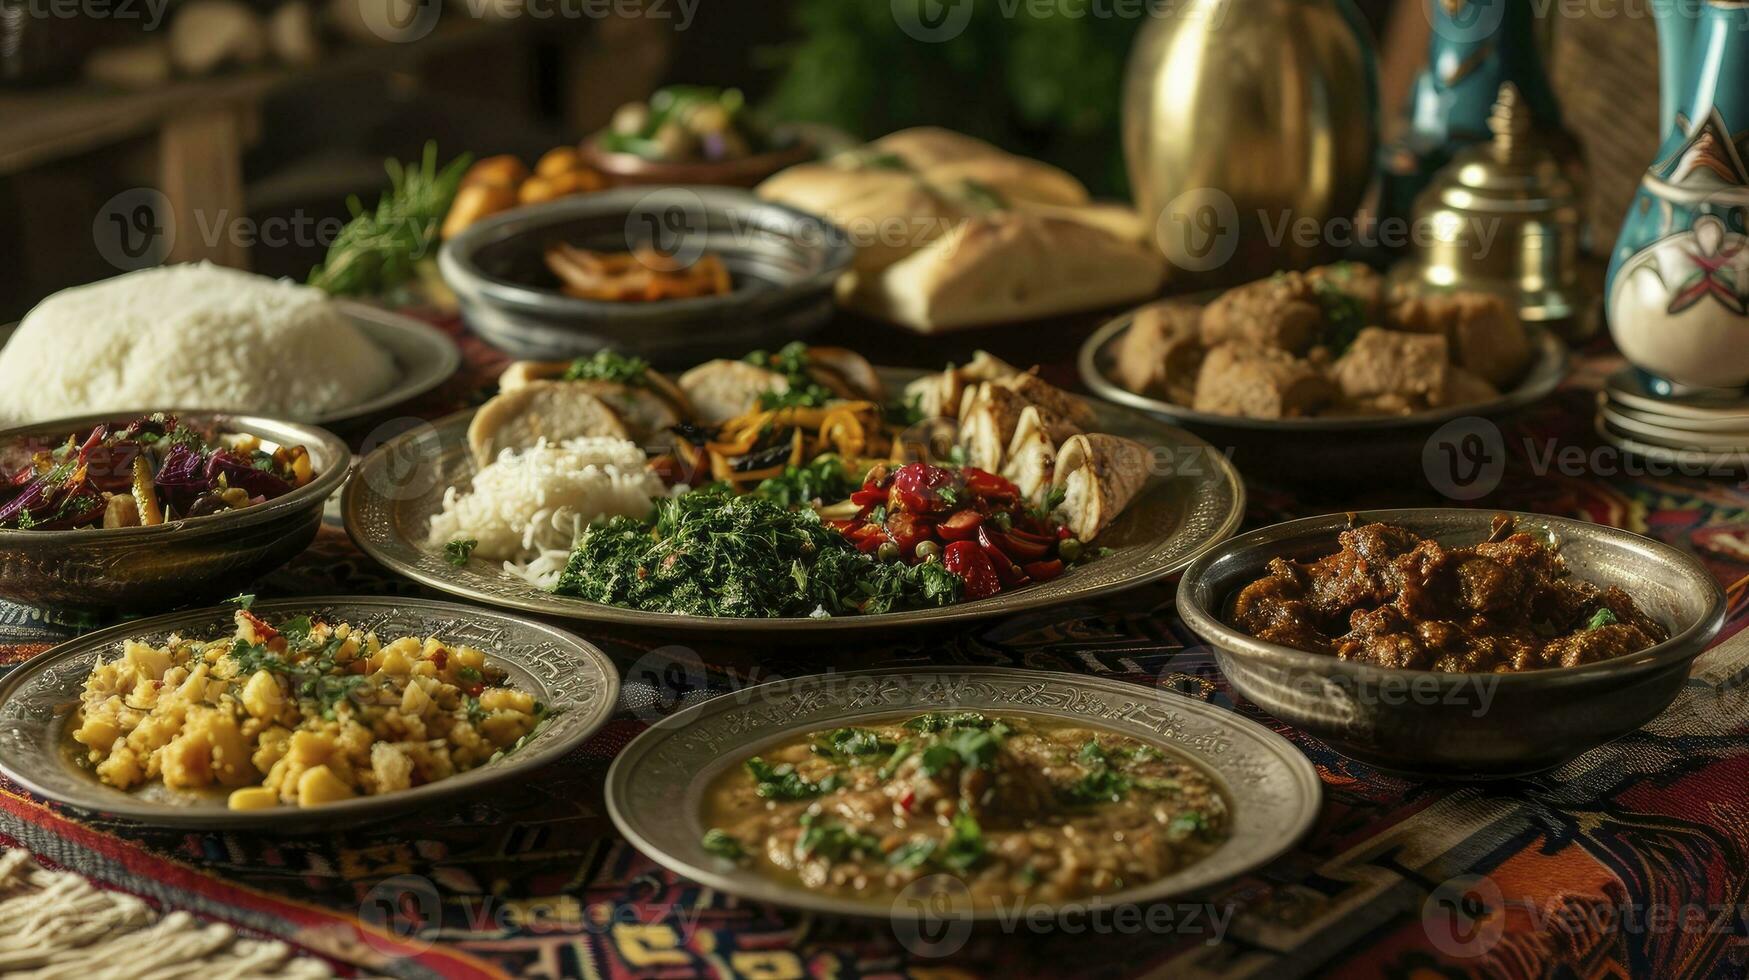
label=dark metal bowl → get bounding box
[438,187,854,365]
[1177,508,1727,778]
[0,412,350,612]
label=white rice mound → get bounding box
[426,437,667,589]
[0,262,398,423]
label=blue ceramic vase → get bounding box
[1607,0,1749,395]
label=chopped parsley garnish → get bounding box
[921,727,1003,774]
[1313,276,1368,355]
[795,812,882,862]
[876,739,916,781]
[749,342,836,409]
[1062,767,1131,805]
[810,727,894,762]
[444,538,478,567]
[1027,485,1068,523]
[886,810,986,873]
[746,757,841,800]
[751,456,857,510]
[701,828,746,861]
[940,808,987,871]
[1586,607,1619,630]
[562,351,650,385]
[1167,810,1213,842]
[887,838,937,870]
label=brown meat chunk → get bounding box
[1388,289,1531,388]
[1115,301,1205,404]
[1192,344,1336,419]
[1329,327,1450,408]
[1199,272,1325,354]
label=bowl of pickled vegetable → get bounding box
[0,411,348,611]
[580,86,814,188]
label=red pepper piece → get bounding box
[980,525,1051,562]
[937,509,985,542]
[962,467,1019,500]
[1023,559,1065,582]
[942,540,1002,600]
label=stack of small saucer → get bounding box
[1598,369,1749,470]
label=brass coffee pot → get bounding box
[1402,83,1593,340]
[1122,0,1377,288]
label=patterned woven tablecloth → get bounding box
[1,312,1745,980]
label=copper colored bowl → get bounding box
[0,412,350,612]
[579,137,814,188]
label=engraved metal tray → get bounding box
[341,369,1246,633]
[0,597,619,830]
[604,667,1321,920]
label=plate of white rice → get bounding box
[0,263,459,427]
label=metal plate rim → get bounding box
[602,666,1322,921]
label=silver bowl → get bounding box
[0,412,350,612]
[438,187,854,364]
[1177,508,1727,777]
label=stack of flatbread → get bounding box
[757,128,1165,333]
[906,352,1151,541]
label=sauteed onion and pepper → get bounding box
[0,414,313,531]
[701,712,1229,905]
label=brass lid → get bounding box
[1408,83,1587,327]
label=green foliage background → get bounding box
[761,0,1139,195]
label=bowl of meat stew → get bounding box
[1178,509,1726,777]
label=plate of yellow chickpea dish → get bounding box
[0,597,618,829]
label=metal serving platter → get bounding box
[0,301,459,430]
[1079,308,1570,434]
[341,369,1246,634]
[604,667,1321,920]
[0,597,619,830]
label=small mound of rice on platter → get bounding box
[426,438,670,589]
[0,262,397,424]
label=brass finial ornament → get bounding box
[1402,82,1593,339]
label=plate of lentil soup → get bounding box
[606,668,1319,918]
[0,597,618,830]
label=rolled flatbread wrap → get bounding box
[1050,433,1151,541]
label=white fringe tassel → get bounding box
[0,849,334,979]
